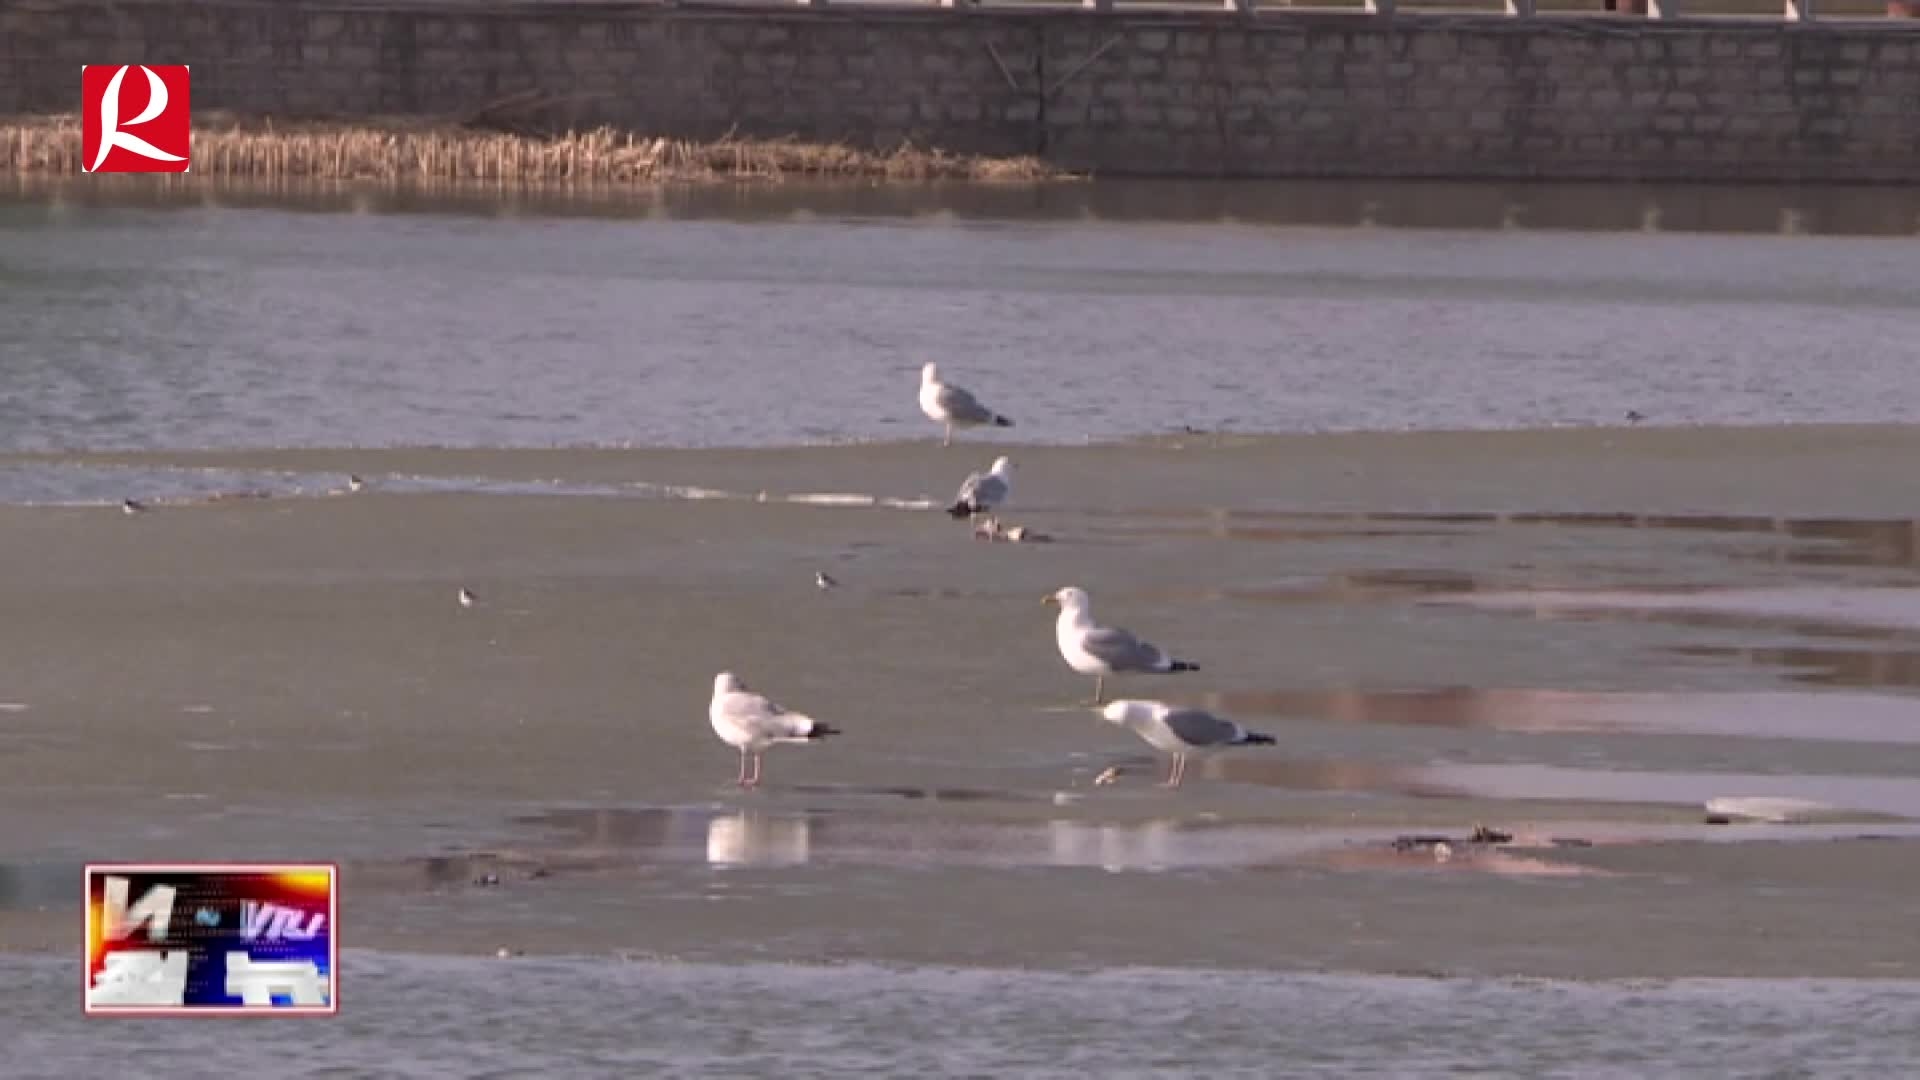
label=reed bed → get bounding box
[2,113,1064,184]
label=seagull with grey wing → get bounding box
[1045,586,1199,705]
[919,362,1013,447]
[1100,699,1275,788]
[708,671,840,788]
[946,455,1014,529]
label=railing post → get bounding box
[1366,0,1396,13]
[1223,0,1257,10]
[1647,0,1679,15]
[1505,0,1537,13]
[1081,0,1114,9]
[1784,0,1816,18]
[937,0,976,7]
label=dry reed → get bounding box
[1,113,1065,184]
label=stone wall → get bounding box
[3,1,1918,181]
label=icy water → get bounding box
[6,179,1920,1072]
[1,178,1917,462]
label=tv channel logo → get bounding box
[85,863,338,1015]
[80,64,191,174]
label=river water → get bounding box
[2,178,1917,463]
[5,177,1920,1073]
[12,951,1920,1078]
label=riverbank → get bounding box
[7,3,1920,183]
[1,112,1065,183]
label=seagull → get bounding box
[814,572,839,591]
[708,671,840,788]
[919,362,1013,447]
[946,455,1014,527]
[347,475,365,493]
[121,499,146,515]
[457,587,477,609]
[1044,586,1199,705]
[1100,699,1275,788]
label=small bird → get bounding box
[1045,586,1199,705]
[1099,699,1275,788]
[1625,410,1645,425]
[347,475,365,493]
[457,587,477,609]
[708,671,840,788]
[919,362,1013,447]
[121,499,146,515]
[946,455,1014,527]
[814,572,839,591]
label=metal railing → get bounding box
[762,0,1909,23]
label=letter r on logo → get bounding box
[80,65,191,174]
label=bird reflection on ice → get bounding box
[507,806,1387,874]
[1046,819,1182,873]
[705,811,813,868]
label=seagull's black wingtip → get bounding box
[808,724,842,740]
[1243,732,1277,745]
[1171,660,1201,673]
[946,501,973,519]
[993,415,1013,428]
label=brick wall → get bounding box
[3,1,1917,181]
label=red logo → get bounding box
[81,65,191,174]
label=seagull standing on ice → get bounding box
[1100,699,1275,788]
[919,363,1013,447]
[121,499,147,515]
[457,587,477,609]
[946,455,1014,528]
[814,572,839,591]
[1044,586,1199,705]
[708,671,840,788]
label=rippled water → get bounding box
[3,180,1917,457]
[9,952,1920,1077]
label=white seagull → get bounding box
[121,499,147,515]
[919,362,1013,447]
[1045,586,1199,705]
[814,571,839,591]
[1101,699,1275,788]
[708,671,840,788]
[457,587,477,609]
[946,455,1014,526]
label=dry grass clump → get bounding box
[1,113,1062,184]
